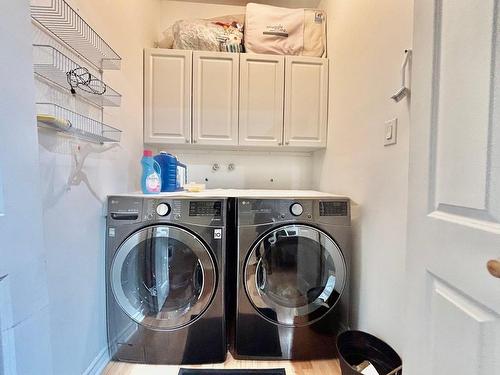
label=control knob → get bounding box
[156,203,171,217]
[290,203,304,217]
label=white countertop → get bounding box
[110,189,348,199]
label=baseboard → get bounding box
[83,346,110,375]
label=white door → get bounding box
[239,54,284,147]
[144,49,192,144]
[405,1,500,374]
[284,56,328,148]
[193,51,239,146]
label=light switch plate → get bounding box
[384,118,398,146]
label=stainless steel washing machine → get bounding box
[234,197,351,360]
[106,196,227,364]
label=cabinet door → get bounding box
[193,52,239,146]
[144,49,192,144]
[239,54,284,147]
[284,56,329,148]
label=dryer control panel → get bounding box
[238,198,350,226]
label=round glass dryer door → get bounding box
[244,224,346,327]
[111,225,216,330]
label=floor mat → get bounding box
[178,369,286,375]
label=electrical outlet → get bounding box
[384,118,398,146]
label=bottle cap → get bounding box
[143,150,153,157]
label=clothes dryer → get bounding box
[234,198,351,359]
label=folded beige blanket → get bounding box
[245,3,327,57]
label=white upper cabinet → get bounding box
[192,51,239,146]
[143,49,329,150]
[144,49,192,144]
[284,56,328,148]
[239,54,284,147]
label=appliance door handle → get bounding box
[255,258,267,291]
[193,260,204,294]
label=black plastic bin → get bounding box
[336,330,402,375]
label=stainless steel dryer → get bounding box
[106,196,227,364]
[234,197,351,360]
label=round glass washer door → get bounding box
[111,225,216,330]
[244,224,347,327]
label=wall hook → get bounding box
[391,49,412,102]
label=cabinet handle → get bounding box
[278,142,282,146]
[185,139,190,143]
[285,141,290,145]
[193,139,197,144]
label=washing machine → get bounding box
[106,196,227,364]
[234,197,351,360]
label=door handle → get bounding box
[255,258,267,290]
[193,260,204,292]
[487,259,500,278]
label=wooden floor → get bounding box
[103,353,341,375]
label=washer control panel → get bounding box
[108,197,226,227]
[142,198,225,225]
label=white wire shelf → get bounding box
[36,102,122,143]
[33,45,121,107]
[30,0,121,70]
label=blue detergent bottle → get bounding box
[141,150,161,194]
[154,152,178,192]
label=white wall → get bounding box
[35,1,160,374]
[159,0,322,30]
[160,0,244,28]
[313,0,413,354]
[156,0,316,190]
[0,1,52,374]
[149,147,313,189]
